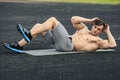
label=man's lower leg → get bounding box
[17,17,59,48]
[17,24,33,42]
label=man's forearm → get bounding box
[106,30,117,47]
[71,16,93,23]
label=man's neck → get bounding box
[89,32,99,37]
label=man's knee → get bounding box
[50,17,59,26]
[35,23,41,26]
[50,17,57,21]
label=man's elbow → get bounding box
[109,43,117,48]
[71,16,79,23]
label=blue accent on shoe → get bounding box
[17,24,30,42]
[4,43,24,53]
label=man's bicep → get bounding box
[98,40,110,49]
[72,23,87,29]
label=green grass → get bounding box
[31,0,120,5]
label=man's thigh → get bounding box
[51,22,74,51]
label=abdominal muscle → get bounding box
[72,34,99,52]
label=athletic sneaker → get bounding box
[4,42,24,53]
[16,24,32,42]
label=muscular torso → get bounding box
[72,28,100,52]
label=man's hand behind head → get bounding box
[103,24,110,33]
[91,17,100,24]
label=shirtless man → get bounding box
[4,16,117,53]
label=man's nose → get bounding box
[94,28,97,31]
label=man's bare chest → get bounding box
[77,34,98,43]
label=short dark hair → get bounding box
[94,19,107,31]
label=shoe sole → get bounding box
[4,43,24,53]
[17,24,30,42]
